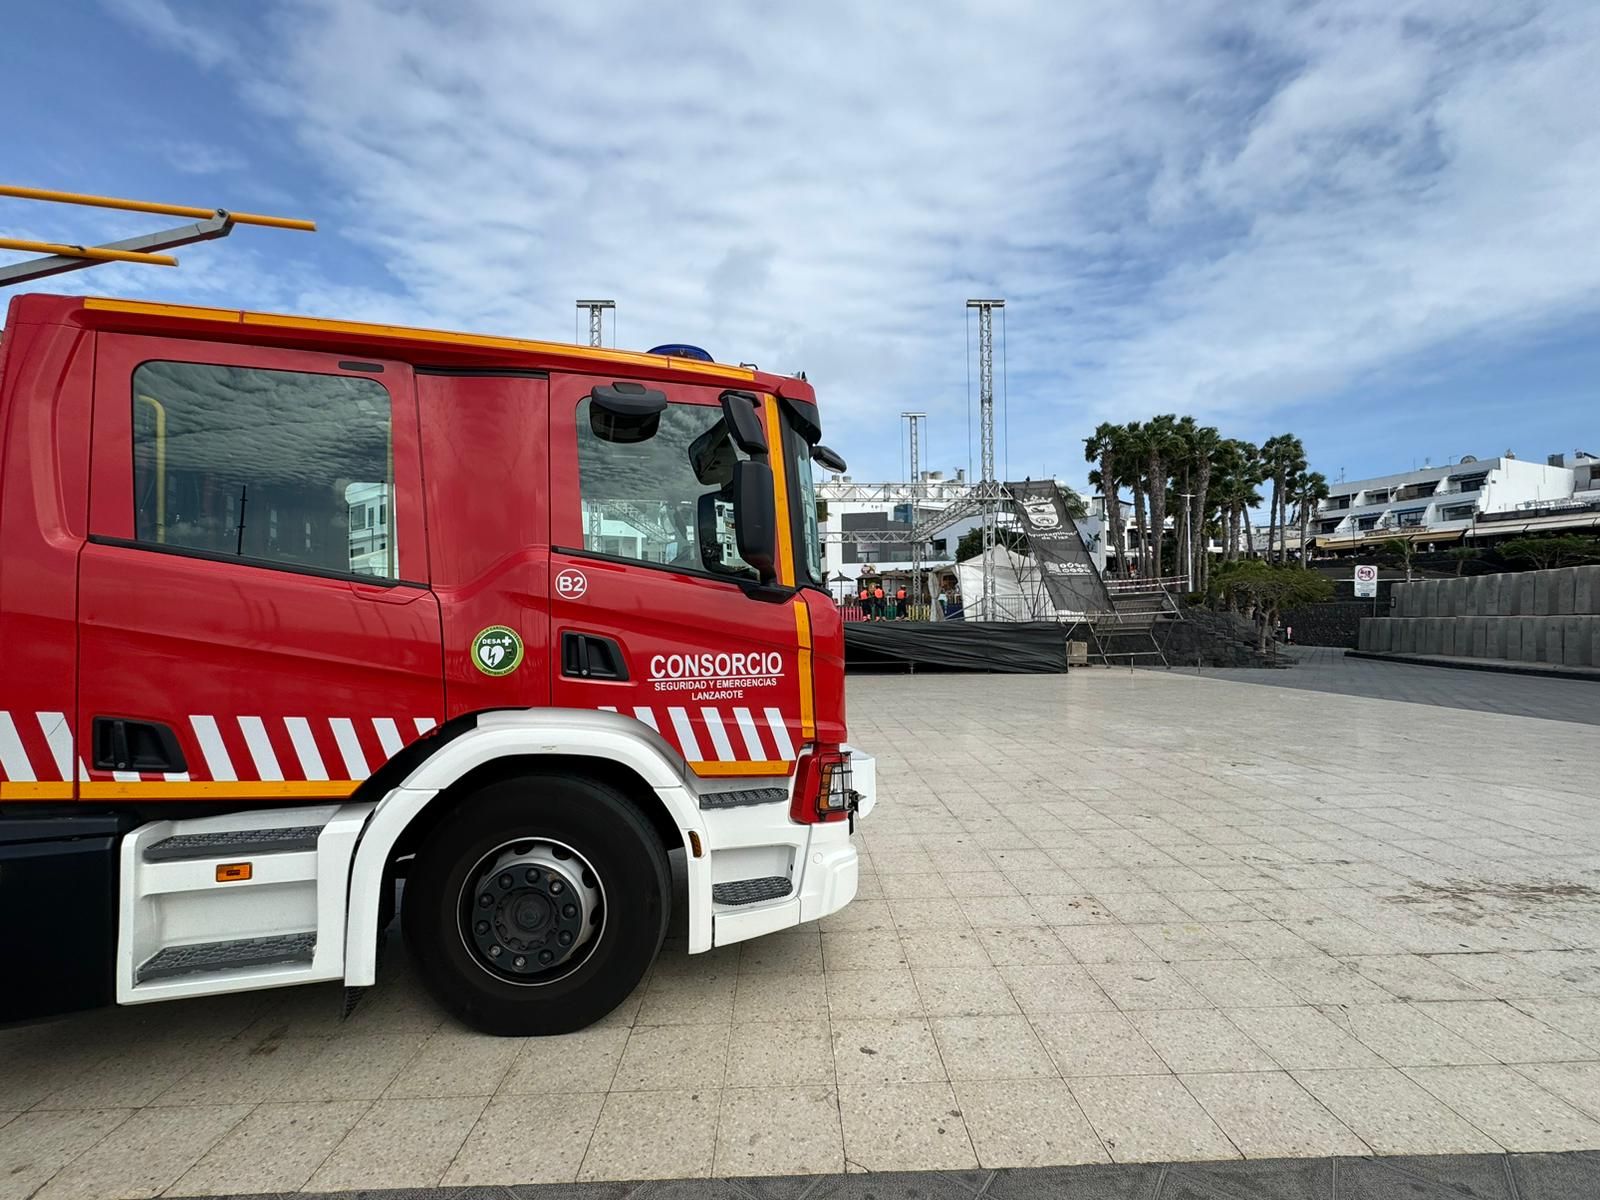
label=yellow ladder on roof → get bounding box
[0,184,315,287]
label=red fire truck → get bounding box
[0,291,873,1035]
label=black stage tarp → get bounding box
[844,621,1070,674]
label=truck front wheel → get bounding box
[401,772,671,1035]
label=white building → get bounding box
[817,469,976,599]
[1314,450,1600,551]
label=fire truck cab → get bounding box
[0,293,872,1035]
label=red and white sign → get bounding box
[1354,564,1378,597]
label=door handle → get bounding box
[561,632,629,680]
[92,717,187,773]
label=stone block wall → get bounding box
[1358,566,1600,666]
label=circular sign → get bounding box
[471,626,524,677]
[555,569,589,599]
[1355,565,1378,583]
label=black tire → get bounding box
[401,772,670,1036]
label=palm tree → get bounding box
[1294,470,1329,567]
[1143,414,1182,578]
[1209,439,1258,565]
[1084,422,1128,577]
[1122,421,1150,575]
[1185,422,1221,587]
[1261,434,1306,564]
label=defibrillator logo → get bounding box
[471,626,524,676]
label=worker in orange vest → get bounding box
[856,582,870,620]
[895,584,908,620]
[871,582,886,621]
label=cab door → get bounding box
[77,335,444,800]
[548,373,808,778]
[417,368,551,716]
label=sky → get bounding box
[3,0,1597,496]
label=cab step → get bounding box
[144,825,322,862]
[712,876,792,906]
[137,932,316,982]
[118,802,373,1004]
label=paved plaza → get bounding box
[3,666,1600,1197]
[1190,644,1600,724]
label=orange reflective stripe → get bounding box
[793,599,816,741]
[762,394,796,587]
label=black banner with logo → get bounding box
[1004,480,1112,614]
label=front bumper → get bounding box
[706,747,874,948]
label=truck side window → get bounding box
[131,361,399,579]
[576,398,757,580]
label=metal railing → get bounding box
[1103,574,1190,594]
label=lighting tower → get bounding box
[967,299,1004,618]
[576,299,615,348]
[901,411,927,612]
[577,301,616,545]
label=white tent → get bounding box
[952,546,1067,621]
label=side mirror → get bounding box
[734,459,777,583]
[812,444,847,473]
[590,381,667,443]
[719,390,768,456]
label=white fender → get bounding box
[344,708,711,985]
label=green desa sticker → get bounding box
[471,626,524,676]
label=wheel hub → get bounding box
[461,840,603,981]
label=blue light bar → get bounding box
[648,343,713,362]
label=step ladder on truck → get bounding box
[0,185,873,1035]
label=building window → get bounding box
[575,398,758,580]
[931,538,947,557]
[132,361,397,579]
[1454,475,1487,493]
[1357,516,1378,531]
[1441,504,1475,521]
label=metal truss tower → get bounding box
[967,299,1004,618]
[900,411,926,610]
[576,299,615,348]
[577,301,615,545]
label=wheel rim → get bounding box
[457,838,606,986]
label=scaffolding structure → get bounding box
[967,299,1004,617]
[900,411,926,607]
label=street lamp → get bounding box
[1176,491,1194,590]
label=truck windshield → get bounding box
[576,398,760,581]
[783,421,824,588]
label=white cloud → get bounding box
[88,0,1600,484]
[100,0,236,70]
[159,140,249,176]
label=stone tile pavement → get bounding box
[1185,644,1600,724]
[3,669,1599,1196]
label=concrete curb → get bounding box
[164,1150,1600,1199]
[1345,649,1600,682]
